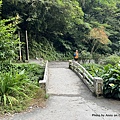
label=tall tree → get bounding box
[89,27,111,54]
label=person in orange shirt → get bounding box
[74,50,79,61]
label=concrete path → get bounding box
[1,62,120,120]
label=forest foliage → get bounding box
[1,0,120,60]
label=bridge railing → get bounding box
[69,60,103,97]
[39,60,48,93]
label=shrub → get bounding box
[0,63,45,113]
[0,63,44,82]
[80,50,92,63]
[83,63,120,99]
[102,64,120,99]
[15,63,44,81]
[0,18,19,63]
[83,63,103,77]
[92,53,103,64]
[0,62,17,73]
[0,70,38,107]
[101,54,120,65]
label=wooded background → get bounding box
[1,0,120,61]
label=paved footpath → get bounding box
[1,62,120,120]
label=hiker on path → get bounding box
[74,50,79,61]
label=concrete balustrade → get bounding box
[69,60,103,97]
[39,61,49,93]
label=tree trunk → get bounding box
[91,40,98,55]
[18,31,22,61]
[25,30,29,61]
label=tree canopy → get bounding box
[1,0,120,60]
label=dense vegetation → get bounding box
[0,63,45,114]
[1,0,120,60]
[0,0,45,113]
[83,56,120,100]
[0,0,120,113]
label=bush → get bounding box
[0,63,44,82]
[0,18,19,63]
[83,63,103,77]
[92,53,103,64]
[101,54,120,65]
[0,70,38,106]
[15,63,44,82]
[0,63,45,114]
[102,64,120,99]
[80,50,92,63]
[83,63,120,100]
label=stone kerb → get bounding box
[39,60,48,93]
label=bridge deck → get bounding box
[48,62,84,96]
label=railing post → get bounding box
[94,77,103,97]
[82,68,85,79]
[69,60,72,69]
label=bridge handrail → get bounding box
[72,61,94,85]
[39,60,48,92]
[69,60,103,97]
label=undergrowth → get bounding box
[0,63,46,114]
